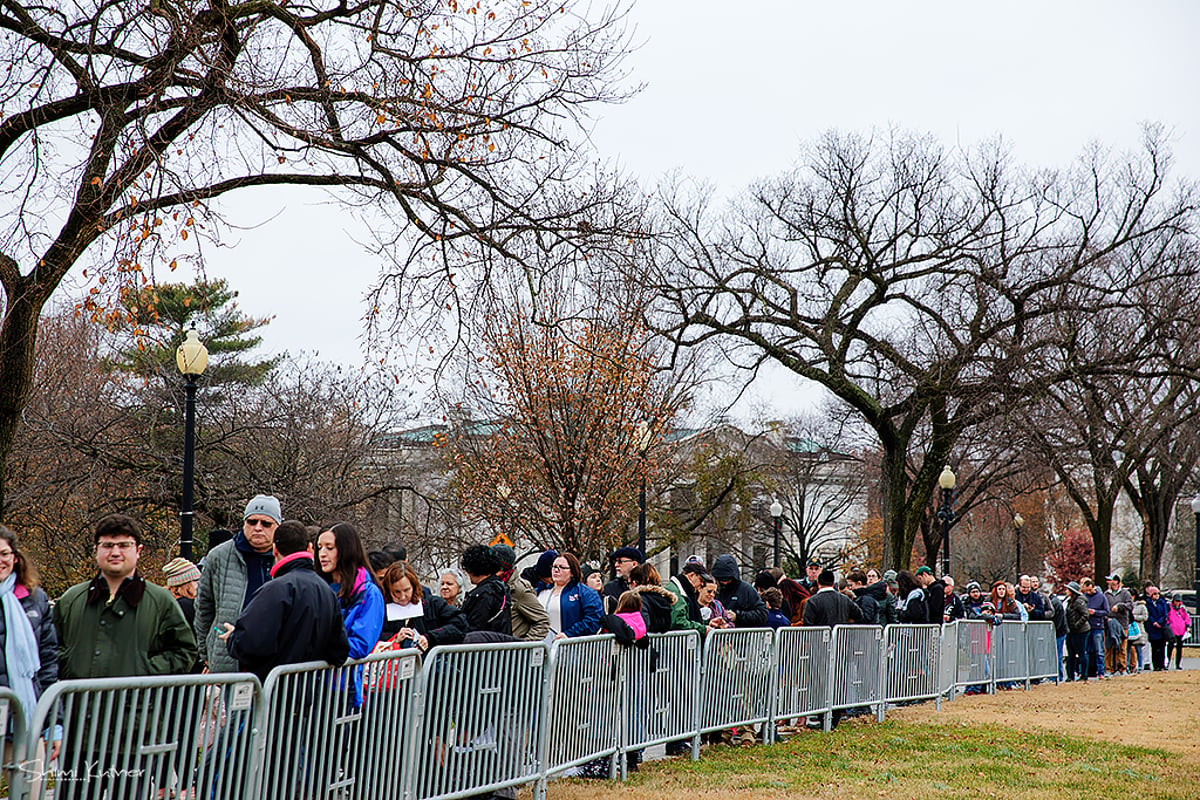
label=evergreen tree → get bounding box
[109,278,279,391]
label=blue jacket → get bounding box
[1084,589,1109,631]
[331,569,386,659]
[331,569,385,709]
[1145,596,1170,641]
[538,581,603,637]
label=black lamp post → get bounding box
[1191,493,1200,616]
[937,465,956,577]
[1013,512,1025,577]
[770,498,783,568]
[175,329,208,561]
[635,421,652,556]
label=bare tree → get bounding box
[0,0,634,515]
[1013,244,1200,578]
[649,127,1199,571]
[771,413,868,569]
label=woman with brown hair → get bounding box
[377,562,466,652]
[315,521,386,659]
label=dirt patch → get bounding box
[886,670,1200,756]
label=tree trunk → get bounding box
[1088,501,1114,579]
[1137,493,1173,586]
[0,279,41,519]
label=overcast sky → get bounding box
[188,0,1200,421]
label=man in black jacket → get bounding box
[915,566,945,625]
[802,569,863,627]
[710,554,768,628]
[802,569,862,729]
[1014,575,1048,621]
[602,546,644,613]
[224,520,349,681]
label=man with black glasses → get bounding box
[194,494,281,673]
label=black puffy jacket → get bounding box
[227,555,349,681]
[0,585,57,697]
[461,575,512,635]
[711,555,768,628]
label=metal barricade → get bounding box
[1186,615,1200,646]
[829,625,884,724]
[993,621,1030,685]
[258,657,385,800]
[0,687,28,798]
[699,628,774,735]
[770,627,832,735]
[355,649,424,800]
[25,672,261,800]
[882,624,942,710]
[936,622,957,698]
[622,631,701,759]
[943,619,994,697]
[1025,621,1058,682]
[405,641,550,800]
[540,635,620,780]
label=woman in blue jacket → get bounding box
[536,553,603,639]
[317,522,386,657]
[1144,585,1170,671]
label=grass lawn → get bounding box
[548,718,1200,800]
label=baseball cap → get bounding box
[914,565,933,576]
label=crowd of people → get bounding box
[0,497,1195,788]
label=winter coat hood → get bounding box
[711,555,740,581]
[630,584,678,606]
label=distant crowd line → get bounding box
[0,493,1192,785]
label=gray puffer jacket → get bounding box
[195,540,256,672]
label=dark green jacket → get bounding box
[667,576,707,638]
[54,573,197,679]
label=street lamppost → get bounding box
[937,465,956,577]
[635,421,652,556]
[496,482,511,536]
[175,329,208,561]
[1191,493,1200,616]
[1013,512,1025,577]
[770,498,783,568]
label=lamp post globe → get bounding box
[1013,512,1025,577]
[769,498,783,568]
[175,329,208,561]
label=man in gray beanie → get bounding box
[194,494,282,672]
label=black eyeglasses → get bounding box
[245,518,277,529]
